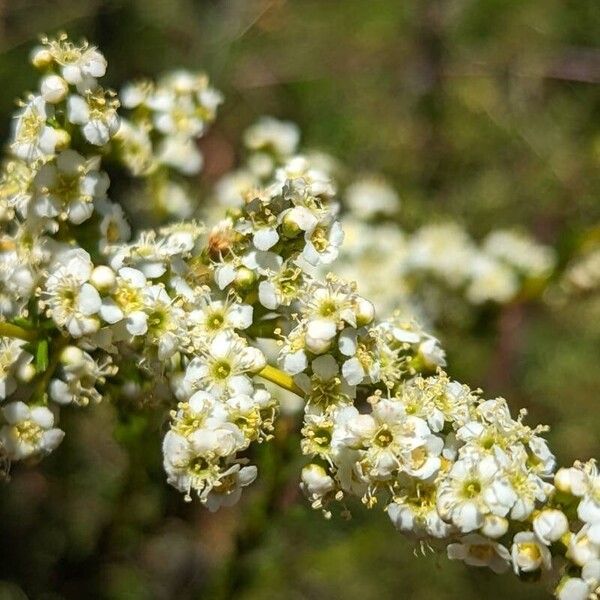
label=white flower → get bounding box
[157,135,203,175]
[567,524,600,567]
[204,464,257,512]
[99,267,148,336]
[301,463,335,499]
[556,578,591,600]
[97,199,131,246]
[406,223,475,288]
[153,179,195,220]
[49,349,116,406]
[305,319,337,354]
[466,254,518,305]
[279,341,308,375]
[281,205,319,236]
[273,155,336,199]
[0,401,64,460]
[225,389,276,442]
[571,461,600,525]
[481,515,509,539]
[258,261,303,310]
[150,90,206,138]
[114,119,155,176]
[46,36,107,86]
[437,455,514,532]
[111,232,172,278]
[32,150,109,224]
[0,339,32,400]
[387,486,454,539]
[44,248,102,337]
[341,398,431,480]
[120,80,153,109]
[447,534,511,574]
[188,296,253,342]
[162,429,245,502]
[214,170,257,208]
[183,331,265,398]
[67,90,120,145]
[402,434,444,480]
[511,531,552,574]
[142,284,182,359]
[302,221,344,266]
[345,177,400,219]
[11,96,58,161]
[244,117,300,158]
[483,229,555,279]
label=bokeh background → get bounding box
[0,1,599,598]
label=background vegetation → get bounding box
[0,1,598,598]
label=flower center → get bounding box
[463,479,481,498]
[14,420,42,445]
[518,543,541,563]
[311,227,329,252]
[115,283,142,311]
[374,426,394,448]
[212,360,231,380]
[411,446,428,469]
[318,299,338,318]
[207,311,224,331]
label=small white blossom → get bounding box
[11,96,58,161]
[0,401,64,460]
[511,531,552,574]
[67,90,120,145]
[447,534,511,574]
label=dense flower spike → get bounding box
[0,35,596,600]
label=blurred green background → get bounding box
[0,1,599,598]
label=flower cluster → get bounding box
[119,70,222,177]
[211,118,556,322]
[0,35,596,599]
[0,34,128,461]
[214,116,302,209]
[338,217,556,320]
[116,70,222,220]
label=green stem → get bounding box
[33,335,69,402]
[0,322,38,342]
[258,364,304,397]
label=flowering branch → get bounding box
[0,34,597,600]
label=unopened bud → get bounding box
[41,75,69,103]
[301,464,335,497]
[234,266,256,290]
[17,363,36,383]
[355,298,375,327]
[305,335,332,355]
[30,46,53,69]
[60,345,85,368]
[481,515,508,539]
[90,265,116,292]
[555,467,584,494]
[281,213,302,238]
[54,129,71,151]
[533,509,569,545]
